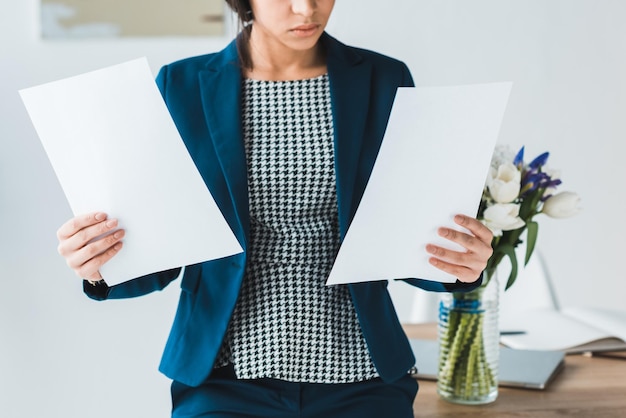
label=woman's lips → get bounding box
[290,23,320,37]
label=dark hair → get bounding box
[225,0,254,69]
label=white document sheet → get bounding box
[326,83,512,285]
[19,58,243,285]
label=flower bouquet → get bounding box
[437,145,581,404]
[480,146,581,289]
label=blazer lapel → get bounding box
[324,34,373,239]
[198,42,250,249]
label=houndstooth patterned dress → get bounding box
[214,74,379,383]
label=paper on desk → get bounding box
[326,83,511,285]
[19,57,243,285]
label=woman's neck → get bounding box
[244,28,327,81]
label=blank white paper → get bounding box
[326,83,512,285]
[19,58,243,285]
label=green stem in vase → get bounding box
[438,285,498,402]
[465,317,482,395]
[439,311,475,383]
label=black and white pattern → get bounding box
[214,74,378,383]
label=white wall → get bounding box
[1,1,625,417]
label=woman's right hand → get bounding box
[56,212,125,283]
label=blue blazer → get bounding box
[85,33,480,387]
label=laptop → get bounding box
[409,339,565,390]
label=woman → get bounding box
[56,1,493,417]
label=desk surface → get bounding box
[404,323,626,418]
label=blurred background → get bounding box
[1,1,624,417]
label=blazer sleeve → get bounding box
[400,274,483,293]
[83,268,182,301]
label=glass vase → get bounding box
[437,272,499,404]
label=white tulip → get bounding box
[490,145,517,169]
[482,203,526,236]
[542,191,582,218]
[487,162,521,204]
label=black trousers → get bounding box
[171,365,418,418]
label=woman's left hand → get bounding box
[426,214,494,283]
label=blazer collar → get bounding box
[196,33,373,244]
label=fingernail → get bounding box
[106,219,117,228]
[113,230,124,239]
[95,213,106,221]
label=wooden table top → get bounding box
[404,323,626,418]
